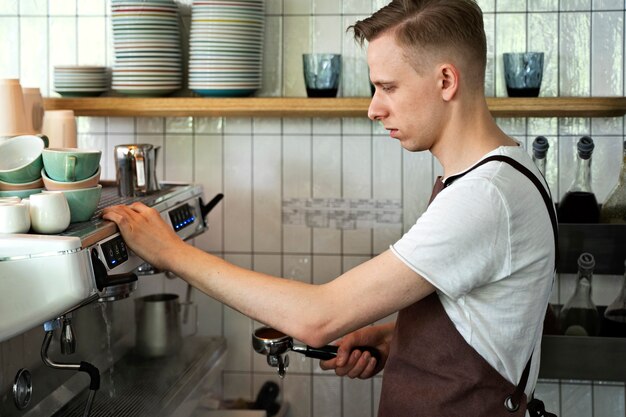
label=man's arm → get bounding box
[103,202,435,347]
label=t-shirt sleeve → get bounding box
[391,177,511,300]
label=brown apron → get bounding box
[378,155,558,417]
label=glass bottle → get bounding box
[600,140,626,224]
[603,260,626,337]
[560,252,601,336]
[531,136,549,177]
[557,136,600,223]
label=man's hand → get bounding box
[102,202,186,271]
[319,323,394,379]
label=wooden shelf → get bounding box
[43,96,626,118]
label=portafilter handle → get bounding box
[200,193,224,221]
[291,344,382,362]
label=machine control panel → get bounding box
[168,203,197,232]
[100,235,129,269]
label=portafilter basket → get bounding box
[252,326,381,378]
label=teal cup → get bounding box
[0,135,45,183]
[52,184,102,223]
[42,148,102,182]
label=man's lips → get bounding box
[387,128,399,138]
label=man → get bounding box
[103,0,556,415]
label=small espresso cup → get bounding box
[0,135,44,184]
[302,53,342,97]
[29,191,71,234]
[503,52,544,97]
[0,202,30,234]
[42,148,102,182]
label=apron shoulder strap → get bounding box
[444,154,559,411]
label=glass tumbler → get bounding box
[503,52,544,97]
[302,54,341,97]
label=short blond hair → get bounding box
[350,0,487,90]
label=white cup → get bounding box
[0,202,30,233]
[0,197,21,204]
[29,191,70,234]
[41,110,77,149]
[22,87,44,134]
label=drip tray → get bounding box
[52,337,226,417]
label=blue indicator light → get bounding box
[112,260,117,264]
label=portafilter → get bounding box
[252,326,381,378]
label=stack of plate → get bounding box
[189,0,264,97]
[111,0,183,96]
[54,66,108,97]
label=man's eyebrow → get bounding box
[372,79,395,85]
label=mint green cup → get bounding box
[42,148,102,182]
[0,135,44,183]
[53,184,102,223]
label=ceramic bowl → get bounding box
[42,166,101,191]
[0,176,44,191]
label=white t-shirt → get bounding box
[390,145,555,398]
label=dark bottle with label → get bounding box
[560,253,601,336]
[602,260,626,337]
[600,140,626,224]
[531,136,549,177]
[557,136,600,223]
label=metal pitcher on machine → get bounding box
[114,144,160,196]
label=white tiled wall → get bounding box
[1,0,626,416]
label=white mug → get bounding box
[0,197,21,204]
[0,202,30,234]
[41,110,77,149]
[29,191,70,234]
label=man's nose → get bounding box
[367,93,387,121]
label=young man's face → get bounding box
[367,32,445,152]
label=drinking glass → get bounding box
[503,52,544,97]
[302,54,341,97]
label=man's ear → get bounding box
[439,63,459,101]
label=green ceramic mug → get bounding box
[52,184,102,223]
[42,148,101,182]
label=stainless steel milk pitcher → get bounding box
[114,144,160,197]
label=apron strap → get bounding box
[444,154,559,411]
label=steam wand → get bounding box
[41,317,100,417]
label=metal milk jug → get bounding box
[114,144,160,197]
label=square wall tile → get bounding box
[561,0,592,11]
[283,134,312,253]
[265,0,282,15]
[253,117,281,134]
[253,135,282,252]
[344,377,374,417]
[476,0,495,12]
[194,117,223,134]
[224,117,252,135]
[311,16,342,55]
[343,0,372,14]
[593,382,626,417]
[0,18,20,79]
[591,12,623,96]
[78,0,105,15]
[312,0,340,14]
[284,0,310,15]
[0,1,18,14]
[19,0,47,15]
[313,375,341,417]
[342,14,371,98]
[107,117,134,134]
[223,134,253,252]
[495,13,526,96]
[77,17,106,65]
[528,0,558,11]
[136,117,164,134]
[283,375,312,417]
[528,12,559,97]
[496,0,526,12]
[593,0,624,9]
[166,116,193,134]
[258,15,283,97]
[561,383,592,417]
[49,0,76,15]
[402,150,433,230]
[559,12,591,96]
[312,136,341,254]
[164,134,193,182]
[21,17,48,93]
[283,16,310,96]
[193,134,224,253]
